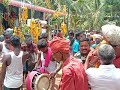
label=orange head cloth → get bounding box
[50,37,70,53]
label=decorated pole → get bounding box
[1,0,66,16]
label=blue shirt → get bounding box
[72,39,80,53]
[91,43,97,49]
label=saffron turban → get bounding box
[102,24,120,45]
[50,37,70,53]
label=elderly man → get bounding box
[101,24,120,68]
[85,24,120,68]
[85,44,120,90]
[50,37,88,90]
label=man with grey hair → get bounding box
[85,44,120,90]
[101,24,120,68]
[98,44,115,65]
[84,24,120,68]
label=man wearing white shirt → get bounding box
[85,44,120,90]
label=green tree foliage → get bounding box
[104,0,120,25]
[24,0,120,31]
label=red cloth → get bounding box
[50,37,70,53]
[38,48,52,74]
[59,56,89,90]
[113,57,120,68]
[44,47,52,67]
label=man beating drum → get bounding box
[26,39,62,90]
[49,37,89,90]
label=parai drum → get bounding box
[26,71,50,90]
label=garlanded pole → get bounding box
[2,0,66,16]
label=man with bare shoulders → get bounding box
[0,35,29,90]
[0,29,13,62]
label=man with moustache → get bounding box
[50,37,88,90]
[84,24,120,68]
[74,38,91,64]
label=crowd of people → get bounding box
[0,24,120,90]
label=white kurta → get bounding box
[40,51,57,73]
[86,64,120,90]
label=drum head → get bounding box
[35,74,50,90]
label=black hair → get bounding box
[80,38,90,45]
[10,35,21,47]
[75,32,80,39]
[38,33,48,40]
[25,37,33,43]
[68,30,74,36]
[58,29,61,32]
[37,39,48,49]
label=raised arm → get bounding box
[84,49,99,70]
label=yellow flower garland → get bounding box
[21,6,28,22]
[30,19,42,44]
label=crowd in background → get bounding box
[0,24,120,90]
